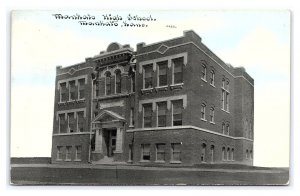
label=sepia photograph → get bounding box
[10,10,290,185]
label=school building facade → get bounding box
[51,30,254,166]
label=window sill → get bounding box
[210,84,216,88]
[170,160,182,164]
[170,83,184,90]
[65,159,71,162]
[129,125,135,128]
[58,99,85,106]
[201,118,207,122]
[141,88,154,94]
[56,159,63,161]
[155,85,168,91]
[127,160,133,163]
[74,159,81,162]
[221,109,230,114]
[210,121,215,125]
[155,160,166,163]
[201,78,207,82]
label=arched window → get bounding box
[105,72,111,95]
[222,147,226,161]
[246,149,249,159]
[222,122,225,134]
[115,69,121,94]
[210,145,215,163]
[227,147,230,161]
[231,148,234,161]
[201,143,206,162]
[250,150,253,160]
[226,123,230,135]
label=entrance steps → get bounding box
[92,156,126,165]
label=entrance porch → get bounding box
[91,110,126,164]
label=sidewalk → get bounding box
[11,163,288,174]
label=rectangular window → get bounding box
[69,80,76,101]
[201,104,206,120]
[75,146,82,161]
[210,108,214,123]
[141,144,150,161]
[56,146,63,160]
[143,104,152,128]
[59,113,66,133]
[65,146,72,161]
[157,61,167,86]
[157,102,167,127]
[78,78,85,99]
[156,143,165,162]
[77,111,84,132]
[172,100,183,126]
[68,113,76,133]
[130,108,134,127]
[226,92,229,111]
[171,143,181,162]
[201,65,207,81]
[210,70,215,86]
[144,64,153,89]
[173,57,183,84]
[221,89,225,110]
[59,82,68,102]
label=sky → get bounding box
[11,10,290,167]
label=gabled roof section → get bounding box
[92,110,125,123]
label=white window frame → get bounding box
[155,143,166,162]
[210,70,215,86]
[201,64,207,81]
[68,80,76,101]
[143,64,153,89]
[201,103,206,120]
[210,107,215,123]
[129,108,134,127]
[65,146,72,161]
[210,145,214,163]
[77,78,85,100]
[141,143,151,161]
[226,124,230,135]
[171,143,182,163]
[157,61,168,87]
[142,103,153,128]
[56,146,63,161]
[172,57,184,85]
[75,145,82,161]
[222,147,226,161]
[115,69,122,94]
[171,99,183,126]
[157,101,167,127]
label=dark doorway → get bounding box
[103,128,116,157]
